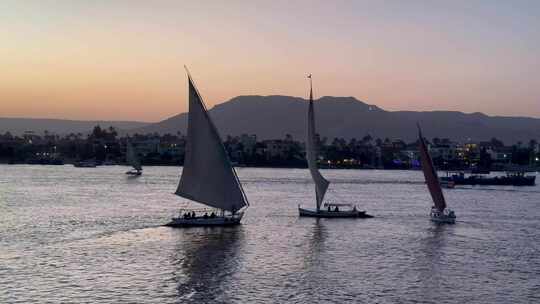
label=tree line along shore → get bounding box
[0,125,538,171]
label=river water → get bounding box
[0,165,539,303]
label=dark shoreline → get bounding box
[1,162,537,173]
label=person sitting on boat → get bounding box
[210,212,216,218]
[334,206,339,212]
[183,212,189,219]
[203,213,208,219]
[191,211,196,218]
[327,205,331,212]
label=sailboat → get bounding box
[298,75,372,218]
[125,142,142,176]
[166,69,249,227]
[417,124,456,224]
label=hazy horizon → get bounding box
[2,92,540,124]
[2,0,539,121]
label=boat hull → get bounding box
[165,212,244,227]
[125,170,142,176]
[298,207,373,218]
[441,175,535,186]
[430,216,456,224]
[430,209,456,224]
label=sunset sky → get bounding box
[1,0,539,122]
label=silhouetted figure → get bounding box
[334,206,339,212]
[191,211,196,218]
[210,212,216,218]
[328,205,331,212]
[203,213,208,219]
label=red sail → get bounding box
[417,124,446,211]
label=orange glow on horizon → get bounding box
[1,1,539,121]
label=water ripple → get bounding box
[0,165,539,303]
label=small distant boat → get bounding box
[166,68,249,227]
[417,124,456,224]
[74,160,97,168]
[298,75,371,218]
[125,142,142,176]
[300,203,369,217]
[441,171,535,186]
[27,157,64,165]
[439,180,455,189]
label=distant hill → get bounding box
[5,96,538,144]
[0,118,149,136]
[130,95,540,144]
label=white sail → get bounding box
[175,73,248,212]
[126,142,142,171]
[306,76,330,210]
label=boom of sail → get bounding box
[175,74,248,212]
[126,142,142,171]
[306,76,330,211]
[417,124,446,211]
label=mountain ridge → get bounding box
[130,95,540,144]
[1,96,538,144]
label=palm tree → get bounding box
[362,134,373,145]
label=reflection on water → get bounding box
[302,220,326,271]
[302,219,326,272]
[172,227,245,303]
[1,166,539,303]
[126,175,142,181]
[299,220,328,302]
[417,224,451,302]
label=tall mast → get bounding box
[306,74,330,211]
[175,67,248,211]
[183,66,249,207]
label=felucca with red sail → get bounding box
[417,124,456,224]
